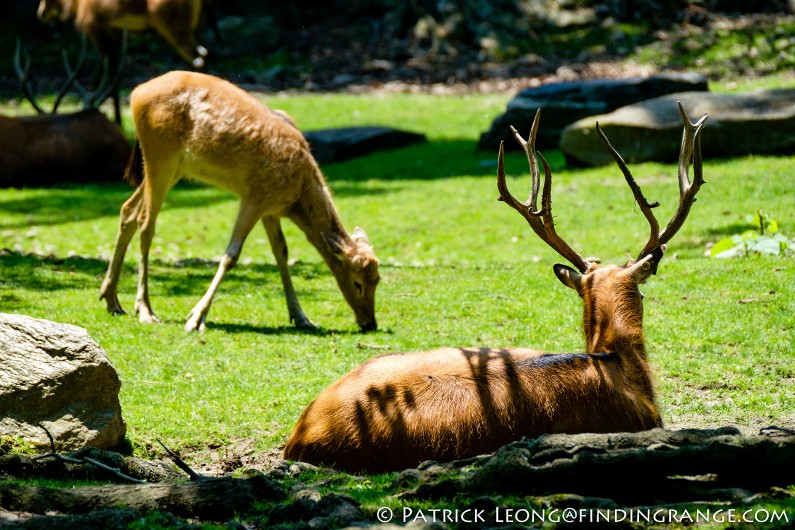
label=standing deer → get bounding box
[37,0,211,123]
[99,71,380,332]
[284,103,708,473]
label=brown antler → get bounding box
[596,102,708,261]
[15,35,89,114]
[67,28,128,110]
[497,109,592,273]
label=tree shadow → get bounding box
[0,250,106,292]
[0,182,236,229]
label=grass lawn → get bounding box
[1,88,793,470]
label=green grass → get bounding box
[1,91,794,466]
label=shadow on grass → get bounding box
[0,250,106,291]
[0,139,567,232]
[0,182,236,229]
[322,139,568,188]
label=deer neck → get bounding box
[583,300,647,358]
[289,171,352,269]
[583,299,656,397]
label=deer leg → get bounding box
[262,216,316,330]
[152,19,206,69]
[99,185,144,315]
[184,201,261,332]
[133,156,180,324]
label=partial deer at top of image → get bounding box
[99,71,380,333]
[0,39,131,188]
[283,103,709,473]
[37,0,213,123]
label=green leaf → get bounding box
[747,236,782,255]
[767,219,779,234]
[710,237,738,257]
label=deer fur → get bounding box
[99,71,380,332]
[0,110,131,187]
[284,253,664,473]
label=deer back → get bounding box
[131,71,318,207]
[284,346,661,472]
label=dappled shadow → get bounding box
[0,250,106,292]
[0,182,236,229]
[288,347,543,473]
[321,138,567,189]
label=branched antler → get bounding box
[597,102,708,261]
[497,109,592,272]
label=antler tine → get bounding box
[497,109,591,273]
[13,39,47,115]
[68,28,128,110]
[536,152,591,272]
[509,108,542,213]
[654,102,709,252]
[595,121,661,261]
[52,33,89,113]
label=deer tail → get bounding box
[123,139,143,187]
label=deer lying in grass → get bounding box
[0,40,130,187]
[99,71,380,332]
[284,103,708,473]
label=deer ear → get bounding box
[553,264,582,290]
[351,226,370,245]
[323,232,349,260]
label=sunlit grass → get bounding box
[0,91,793,461]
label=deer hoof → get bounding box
[184,311,206,332]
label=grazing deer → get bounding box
[1,40,131,187]
[38,0,211,123]
[284,103,708,473]
[99,71,380,332]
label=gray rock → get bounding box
[560,89,795,166]
[0,314,126,451]
[478,73,709,151]
[304,127,426,164]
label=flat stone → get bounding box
[304,126,426,164]
[0,314,126,451]
[478,73,709,151]
[560,88,795,166]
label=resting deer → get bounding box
[38,0,212,123]
[99,71,380,332]
[284,103,708,473]
[1,39,130,187]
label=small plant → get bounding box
[709,211,795,258]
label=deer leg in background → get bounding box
[262,216,316,330]
[151,2,207,69]
[92,28,123,124]
[100,185,144,315]
[184,202,262,332]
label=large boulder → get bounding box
[560,88,795,166]
[0,314,126,451]
[478,73,709,151]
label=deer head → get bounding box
[498,104,708,354]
